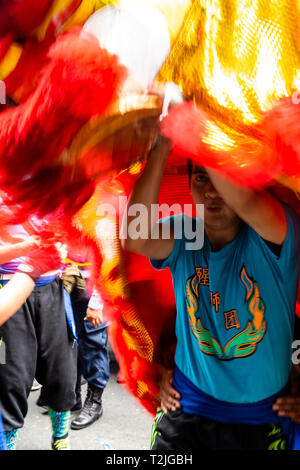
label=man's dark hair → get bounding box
[187,159,193,186]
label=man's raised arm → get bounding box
[0,236,41,265]
[121,135,175,259]
[206,168,287,245]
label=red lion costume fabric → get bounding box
[1,0,300,416]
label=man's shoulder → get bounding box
[160,213,204,250]
[245,202,300,261]
[159,213,203,233]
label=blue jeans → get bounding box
[72,293,110,390]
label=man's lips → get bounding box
[205,203,223,210]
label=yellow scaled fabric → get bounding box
[158,0,300,153]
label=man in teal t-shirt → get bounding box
[150,206,300,406]
[121,134,300,450]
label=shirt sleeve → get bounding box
[150,236,183,271]
[149,214,194,271]
[88,288,104,310]
[280,204,300,262]
[248,203,300,267]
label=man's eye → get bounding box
[195,174,209,183]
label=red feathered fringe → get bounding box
[0,30,126,221]
[5,35,55,104]
[161,98,300,213]
[263,97,300,183]
[161,101,280,189]
[24,206,103,292]
[0,0,53,37]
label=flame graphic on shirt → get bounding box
[185,265,266,360]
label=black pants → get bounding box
[151,409,287,450]
[0,279,77,431]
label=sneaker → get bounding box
[31,379,42,391]
[71,387,103,430]
[51,436,71,450]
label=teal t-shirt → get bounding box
[150,207,300,403]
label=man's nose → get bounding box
[204,182,219,199]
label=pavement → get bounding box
[16,360,154,451]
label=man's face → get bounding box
[190,165,240,231]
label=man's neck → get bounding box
[205,221,244,252]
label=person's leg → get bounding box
[81,326,110,390]
[151,409,201,450]
[35,279,77,449]
[71,293,88,412]
[0,412,7,450]
[151,409,288,451]
[0,291,37,450]
[71,370,83,412]
[71,325,110,430]
[237,422,287,450]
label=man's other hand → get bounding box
[84,308,103,328]
[158,366,181,414]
